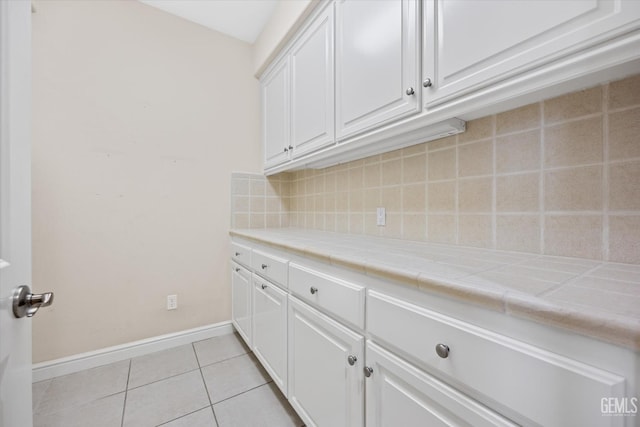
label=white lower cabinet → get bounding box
[365,341,517,427]
[287,296,364,427]
[252,275,288,397]
[231,262,251,347]
[231,240,637,427]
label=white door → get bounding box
[287,296,364,427]
[365,341,517,427]
[290,2,335,158]
[252,275,288,397]
[423,0,640,107]
[231,263,251,347]
[0,1,33,426]
[261,57,290,169]
[335,0,420,141]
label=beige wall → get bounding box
[31,0,262,362]
[233,75,640,265]
[252,0,316,77]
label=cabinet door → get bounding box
[423,0,640,107]
[288,296,364,427]
[252,276,288,397]
[231,263,251,347]
[335,0,420,140]
[365,341,517,427]
[291,3,335,158]
[262,57,290,168]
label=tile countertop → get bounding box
[230,228,640,351]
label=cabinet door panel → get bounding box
[424,0,640,107]
[291,4,335,157]
[288,296,364,427]
[262,58,290,168]
[336,0,420,140]
[366,341,517,427]
[252,276,288,397]
[231,263,251,347]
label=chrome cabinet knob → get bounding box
[435,343,450,358]
[423,78,432,88]
[284,147,288,152]
[406,87,415,96]
[347,355,357,366]
[234,252,240,256]
[12,285,54,318]
[261,264,268,270]
[310,286,318,295]
[288,145,293,150]
[364,366,373,377]
[261,283,267,290]
[235,268,240,273]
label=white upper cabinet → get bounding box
[291,4,335,158]
[335,0,421,140]
[423,0,640,107]
[262,57,290,168]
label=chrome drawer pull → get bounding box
[261,264,268,270]
[310,286,318,295]
[261,283,267,290]
[235,268,240,273]
[436,343,450,359]
[235,252,240,256]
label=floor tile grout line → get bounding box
[154,404,212,427]
[210,379,275,407]
[197,349,253,370]
[121,359,132,427]
[126,366,202,392]
[192,342,220,427]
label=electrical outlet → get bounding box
[167,294,177,310]
[376,207,386,226]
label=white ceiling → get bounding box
[139,0,278,44]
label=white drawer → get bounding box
[367,290,625,427]
[289,262,365,329]
[252,249,289,287]
[231,242,252,268]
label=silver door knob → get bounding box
[406,87,415,96]
[435,343,450,358]
[347,355,357,366]
[364,366,373,377]
[310,286,318,295]
[12,285,54,318]
[423,78,432,88]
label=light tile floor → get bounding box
[32,333,303,427]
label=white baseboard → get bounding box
[32,321,234,382]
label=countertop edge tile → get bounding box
[230,228,640,351]
[505,292,640,351]
[418,274,507,314]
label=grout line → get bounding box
[602,83,610,262]
[191,341,218,425]
[210,380,275,406]
[120,359,132,427]
[491,115,497,250]
[154,405,212,426]
[539,101,546,256]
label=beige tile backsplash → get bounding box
[232,74,640,264]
